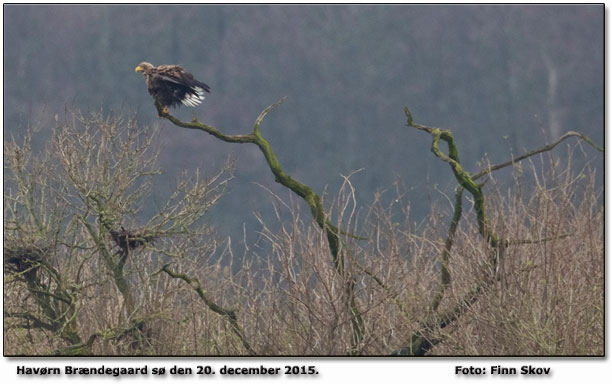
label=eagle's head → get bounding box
[134,62,154,73]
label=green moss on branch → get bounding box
[157,98,362,351]
[160,264,255,355]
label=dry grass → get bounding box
[3,111,603,355]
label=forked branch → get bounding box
[472,131,603,181]
[158,264,255,355]
[397,106,602,356]
[158,99,365,352]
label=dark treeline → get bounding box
[3,4,603,243]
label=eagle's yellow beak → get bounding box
[134,65,143,73]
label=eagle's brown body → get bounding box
[135,62,210,113]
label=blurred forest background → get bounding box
[3,4,604,356]
[4,4,603,256]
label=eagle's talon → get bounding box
[156,106,169,118]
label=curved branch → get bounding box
[400,106,602,356]
[254,97,287,135]
[405,108,495,246]
[397,107,502,355]
[159,99,344,268]
[159,264,255,355]
[156,101,255,143]
[472,131,603,181]
[431,185,463,312]
[159,98,364,352]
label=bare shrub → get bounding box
[430,152,603,355]
[4,110,233,355]
[222,148,602,355]
[4,109,602,356]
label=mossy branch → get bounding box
[158,264,255,355]
[54,334,98,356]
[4,245,84,349]
[156,100,254,143]
[399,106,602,355]
[157,99,358,272]
[157,99,341,261]
[405,107,495,246]
[158,99,364,351]
[431,185,463,311]
[395,107,502,355]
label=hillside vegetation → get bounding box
[3,106,603,356]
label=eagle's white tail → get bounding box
[181,86,206,107]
